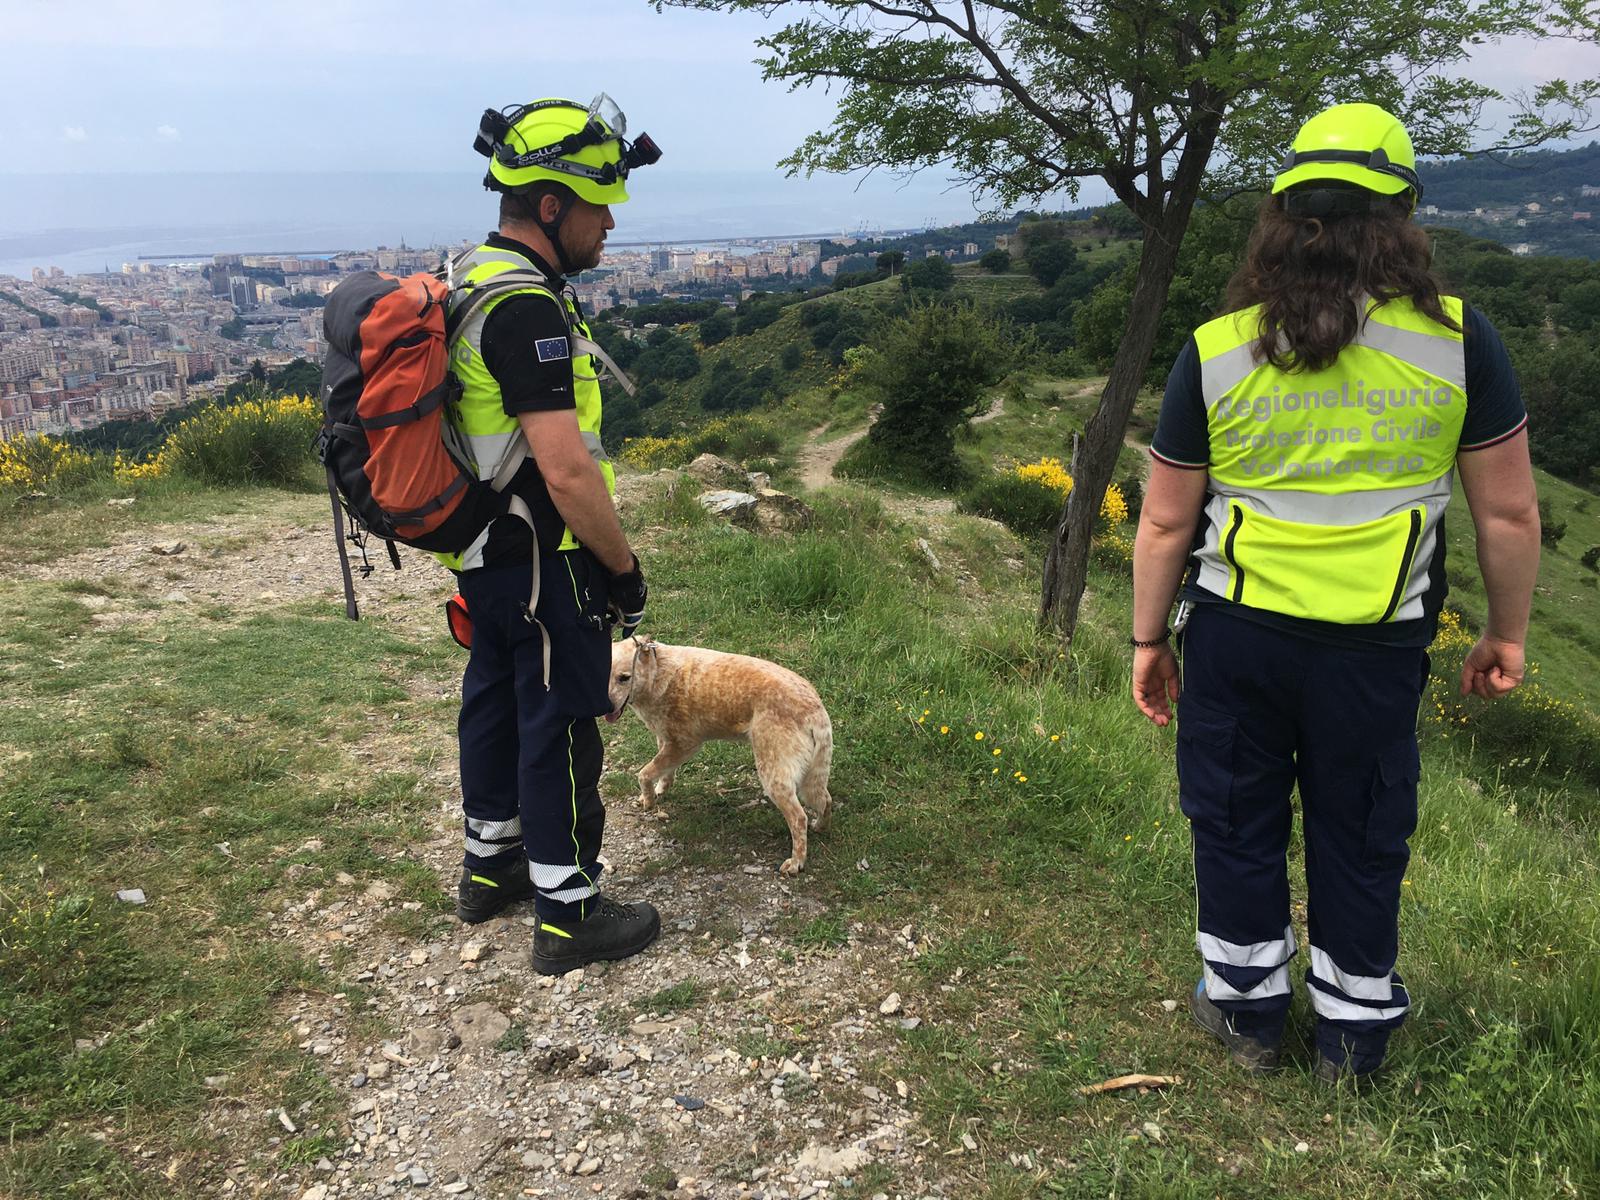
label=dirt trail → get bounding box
[12,493,961,1200]
[793,394,1006,521]
[795,426,868,494]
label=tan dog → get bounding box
[606,635,833,875]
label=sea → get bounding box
[0,169,1044,280]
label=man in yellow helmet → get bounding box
[1131,103,1540,1085]
[447,95,663,974]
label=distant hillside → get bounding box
[1420,141,1600,208]
[1418,142,1600,258]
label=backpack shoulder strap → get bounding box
[444,269,559,345]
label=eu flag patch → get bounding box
[535,336,570,363]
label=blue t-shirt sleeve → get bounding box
[1459,306,1527,450]
[1150,336,1210,468]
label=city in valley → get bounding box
[0,233,949,442]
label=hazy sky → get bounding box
[3,1,1598,183]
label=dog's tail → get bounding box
[799,713,833,809]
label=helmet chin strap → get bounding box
[520,189,581,276]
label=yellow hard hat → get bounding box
[1272,103,1421,206]
[473,94,661,206]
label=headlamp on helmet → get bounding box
[473,93,662,194]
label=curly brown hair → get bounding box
[1223,193,1458,372]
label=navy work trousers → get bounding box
[457,552,614,922]
[1177,603,1426,1069]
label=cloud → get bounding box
[156,124,180,141]
[63,125,88,142]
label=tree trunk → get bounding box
[1039,90,1225,643]
[1038,206,1190,641]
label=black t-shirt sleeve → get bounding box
[479,295,575,416]
[1459,305,1527,450]
[1150,336,1210,468]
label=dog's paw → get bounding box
[807,812,830,832]
[779,856,805,876]
[637,793,655,811]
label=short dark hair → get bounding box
[498,181,576,229]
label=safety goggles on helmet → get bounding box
[473,93,662,188]
[1276,145,1422,202]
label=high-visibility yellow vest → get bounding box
[435,243,613,571]
[1191,296,1467,624]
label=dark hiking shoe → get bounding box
[1189,982,1282,1073]
[1313,1048,1384,1088]
[532,895,661,976]
[456,861,537,924]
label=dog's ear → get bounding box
[637,635,657,654]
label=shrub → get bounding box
[901,256,954,294]
[1118,473,1145,525]
[856,301,1014,488]
[0,434,107,493]
[1538,498,1567,549]
[632,333,701,383]
[691,414,781,461]
[617,435,694,471]
[959,457,1130,544]
[156,395,319,487]
[780,343,803,371]
[1026,239,1078,288]
[698,310,734,346]
[1582,545,1600,573]
[700,360,767,413]
[734,302,783,336]
[604,393,645,445]
[980,249,1011,274]
[959,473,1064,536]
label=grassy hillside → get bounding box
[623,232,1134,446]
[3,375,1598,1197]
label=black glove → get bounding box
[607,554,647,639]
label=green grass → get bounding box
[0,544,455,1196]
[637,979,707,1015]
[1444,467,1600,707]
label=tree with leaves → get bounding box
[655,0,1597,642]
[854,300,1013,487]
[902,254,955,292]
[980,248,1011,273]
[1025,238,1078,288]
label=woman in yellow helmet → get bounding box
[1131,102,1540,1086]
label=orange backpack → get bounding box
[317,269,521,618]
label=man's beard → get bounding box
[564,236,604,272]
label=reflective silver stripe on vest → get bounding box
[1199,304,1467,400]
[1205,475,1452,526]
[1200,339,1268,402]
[1189,481,1451,623]
[1359,319,1467,389]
